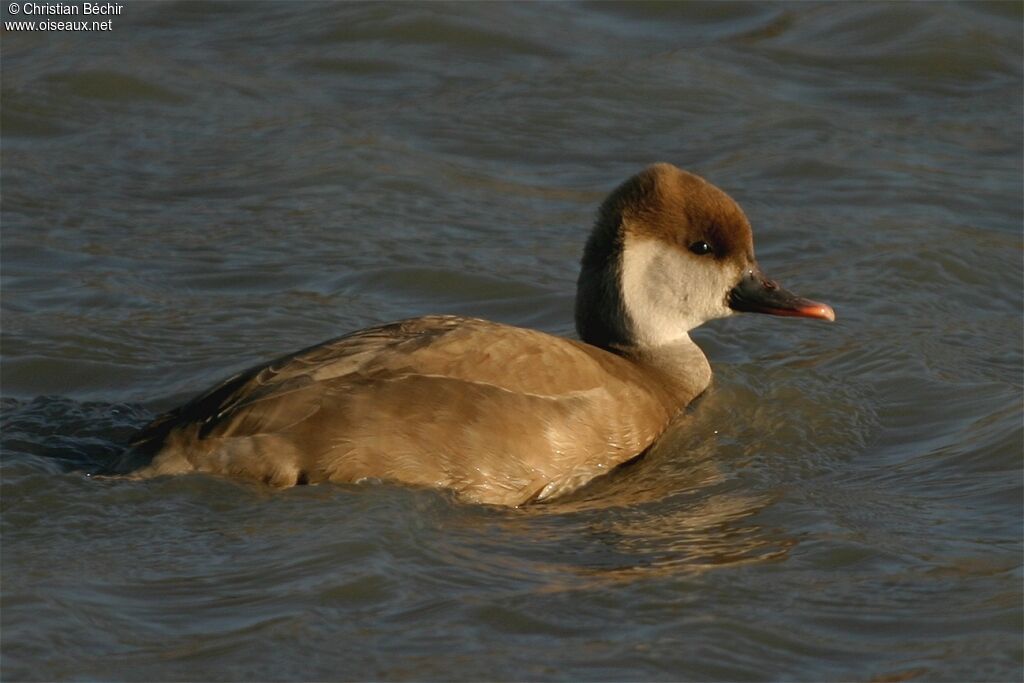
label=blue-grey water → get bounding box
[2,2,1022,681]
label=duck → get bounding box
[121,163,834,506]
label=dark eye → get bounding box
[689,240,712,255]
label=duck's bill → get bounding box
[728,271,835,322]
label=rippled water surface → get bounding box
[2,2,1022,681]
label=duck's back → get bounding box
[126,316,681,505]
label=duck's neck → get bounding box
[574,225,712,405]
[575,274,712,406]
[612,335,712,407]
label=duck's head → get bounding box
[575,163,834,350]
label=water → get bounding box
[2,1,1021,680]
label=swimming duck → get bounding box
[123,163,834,506]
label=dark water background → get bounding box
[2,2,1022,681]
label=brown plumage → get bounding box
[123,164,834,505]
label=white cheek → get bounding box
[620,238,737,345]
